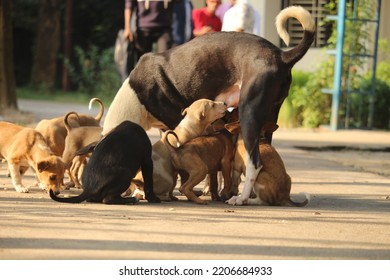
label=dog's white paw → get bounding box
[226,195,244,206]
[15,184,29,193]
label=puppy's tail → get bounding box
[163,130,181,150]
[275,6,316,66]
[89,97,104,123]
[64,112,80,133]
[283,192,311,207]
[49,189,88,203]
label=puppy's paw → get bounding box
[226,195,238,205]
[197,200,208,205]
[219,192,233,202]
[234,197,246,206]
[15,184,29,193]
[226,195,245,206]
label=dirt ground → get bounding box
[0,99,389,260]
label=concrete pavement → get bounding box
[0,99,389,259]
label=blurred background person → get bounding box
[172,0,193,46]
[215,0,233,23]
[221,0,256,34]
[123,0,175,74]
[192,0,222,37]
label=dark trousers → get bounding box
[136,27,173,55]
[127,28,173,74]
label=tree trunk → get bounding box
[31,0,62,88]
[0,0,18,110]
[62,0,72,91]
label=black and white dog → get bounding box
[102,6,315,205]
[50,121,160,204]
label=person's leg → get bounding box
[136,29,154,58]
[156,29,173,53]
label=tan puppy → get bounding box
[0,121,65,193]
[131,99,227,200]
[227,122,309,207]
[163,129,235,205]
[62,112,103,188]
[35,97,104,157]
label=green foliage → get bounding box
[279,69,331,128]
[280,39,390,129]
[356,78,390,129]
[16,87,97,104]
[355,39,390,129]
[376,39,390,85]
[12,0,123,87]
[65,46,121,101]
[280,0,389,130]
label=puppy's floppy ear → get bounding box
[181,108,188,117]
[37,161,50,172]
[196,104,208,120]
[225,120,241,134]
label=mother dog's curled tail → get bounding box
[276,6,316,66]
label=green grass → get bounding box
[17,87,94,104]
[16,87,114,109]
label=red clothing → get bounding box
[192,7,222,34]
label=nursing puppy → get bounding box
[35,97,104,157]
[102,6,315,206]
[62,112,103,188]
[163,129,235,205]
[50,121,160,204]
[0,121,65,193]
[131,99,227,200]
[227,122,309,207]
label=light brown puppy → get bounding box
[35,97,104,157]
[62,111,103,188]
[131,99,227,200]
[227,122,309,207]
[0,121,65,193]
[163,129,235,205]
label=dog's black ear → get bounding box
[76,142,98,156]
[37,161,50,172]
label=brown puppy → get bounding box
[163,129,235,205]
[62,112,103,188]
[131,99,227,200]
[35,97,104,157]
[227,122,309,207]
[0,121,65,193]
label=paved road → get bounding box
[17,98,106,123]
[0,99,389,260]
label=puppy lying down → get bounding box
[50,121,160,204]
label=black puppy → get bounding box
[50,121,160,204]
